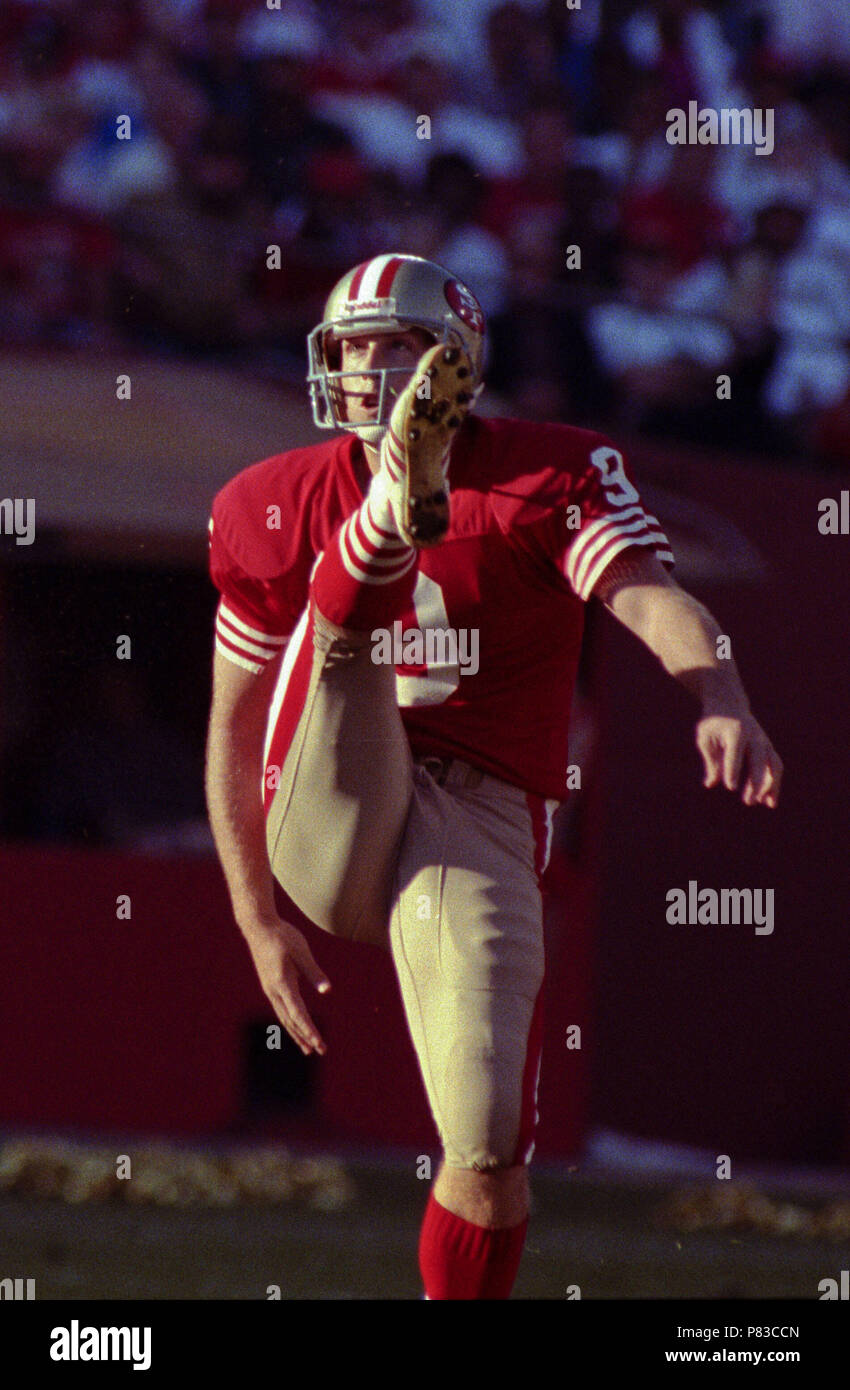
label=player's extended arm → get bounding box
[205,650,331,1053]
[593,552,783,807]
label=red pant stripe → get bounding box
[510,791,552,1165]
[513,983,545,1165]
[263,608,316,815]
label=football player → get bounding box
[206,254,782,1299]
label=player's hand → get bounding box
[696,713,783,808]
[242,917,331,1056]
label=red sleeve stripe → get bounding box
[567,509,672,599]
[341,514,417,585]
[216,624,280,663]
[218,601,288,648]
[215,602,288,672]
[215,632,265,674]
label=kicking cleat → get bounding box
[381,342,476,547]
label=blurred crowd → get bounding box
[2,0,850,463]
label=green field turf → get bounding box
[1,1155,846,1299]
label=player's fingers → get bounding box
[722,730,744,792]
[278,975,326,1055]
[697,727,722,788]
[754,750,782,808]
[294,941,331,996]
[268,992,314,1055]
[741,744,762,805]
[742,745,767,805]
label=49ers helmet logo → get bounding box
[444,278,484,334]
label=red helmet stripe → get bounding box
[347,261,370,300]
[374,254,405,299]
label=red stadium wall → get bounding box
[588,446,850,1165]
[0,842,592,1156]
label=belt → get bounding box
[415,755,485,789]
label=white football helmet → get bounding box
[307,253,486,443]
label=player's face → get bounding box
[337,328,433,424]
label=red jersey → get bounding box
[209,415,673,800]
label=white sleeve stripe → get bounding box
[217,605,286,647]
[218,601,287,646]
[572,518,669,593]
[568,507,646,564]
[216,618,285,662]
[566,509,646,584]
[573,505,645,544]
[570,513,659,593]
[579,534,675,600]
[215,635,264,674]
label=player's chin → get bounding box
[344,407,386,445]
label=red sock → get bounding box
[311,477,417,631]
[418,1193,528,1300]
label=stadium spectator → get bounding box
[713,100,850,227]
[621,0,736,110]
[481,1,560,118]
[488,208,606,424]
[761,204,850,451]
[65,0,143,118]
[812,384,850,467]
[113,120,267,353]
[310,0,442,96]
[543,0,603,134]
[765,0,850,70]
[408,152,510,317]
[585,222,735,434]
[311,42,524,182]
[0,119,115,345]
[132,34,209,163]
[594,68,676,191]
[184,0,256,130]
[480,102,572,243]
[255,147,372,361]
[0,4,78,139]
[0,0,846,463]
[622,143,731,272]
[242,23,349,207]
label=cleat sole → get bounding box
[390,343,476,548]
